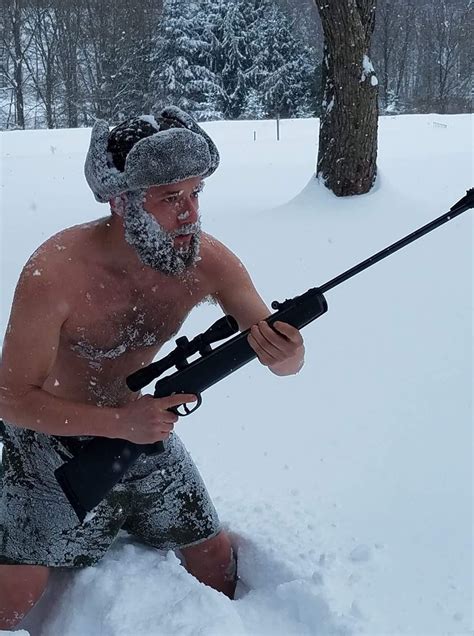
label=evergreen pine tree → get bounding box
[241,88,267,119]
[152,0,222,120]
[219,2,254,119]
[152,0,320,121]
[250,1,318,119]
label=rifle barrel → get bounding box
[319,189,473,295]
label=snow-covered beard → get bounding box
[122,190,201,276]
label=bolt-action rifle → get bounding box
[55,189,473,522]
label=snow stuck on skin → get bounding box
[71,318,158,365]
[177,208,190,221]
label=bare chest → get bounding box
[61,273,210,365]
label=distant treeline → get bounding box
[1,0,471,130]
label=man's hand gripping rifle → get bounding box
[55,189,474,523]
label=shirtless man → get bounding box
[0,106,305,629]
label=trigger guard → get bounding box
[176,393,203,416]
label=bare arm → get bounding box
[209,238,305,376]
[0,259,123,437]
[0,257,193,442]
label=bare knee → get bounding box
[181,531,236,598]
[182,531,232,569]
[0,564,49,629]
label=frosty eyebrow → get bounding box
[161,181,204,196]
[162,188,183,195]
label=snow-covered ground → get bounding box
[0,114,472,635]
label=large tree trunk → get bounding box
[315,0,378,196]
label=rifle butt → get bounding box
[54,438,164,523]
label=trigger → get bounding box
[178,393,203,417]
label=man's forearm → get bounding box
[0,385,122,438]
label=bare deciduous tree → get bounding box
[55,0,82,128]
[373,0,415,111]
[1,0,33,128]
[416,0,471,113]
[23,4,61,128]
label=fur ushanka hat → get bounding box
[84,106,220,203]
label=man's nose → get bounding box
[178,196,199,224]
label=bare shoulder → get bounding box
[198,233,269,329]
[0,222,105,390]
[199,232,246,281]
[23,219,104,276]
[15,219,104,306]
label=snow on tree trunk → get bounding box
[315,0,379,196]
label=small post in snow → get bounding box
[253,130,257,141]
[276,114,280,141]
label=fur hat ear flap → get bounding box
[84,119,128,203]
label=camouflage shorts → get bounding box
[0,422,221,568]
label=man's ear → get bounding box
[110,194,126,216]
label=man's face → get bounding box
[122,176,204,276]
[143,176,203,244]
